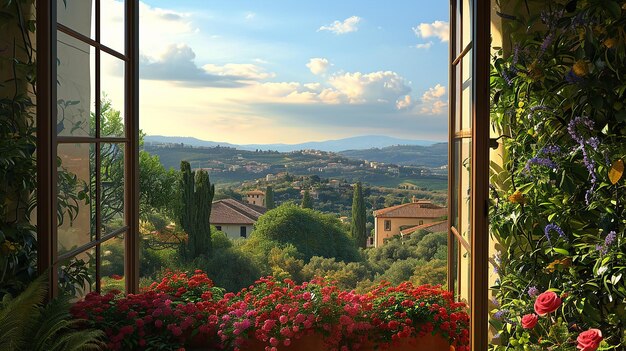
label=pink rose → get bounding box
[577,329,603,351]
[534,291,562,316]
[521,314,538,329]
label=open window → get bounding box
[36,0,140,297]
[448,0,490,349]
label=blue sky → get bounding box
[126,0,449,144]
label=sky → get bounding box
[103,0,450,144]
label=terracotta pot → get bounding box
[361,333,452,351]
[242,333,327,351]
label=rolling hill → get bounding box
[144,135,439,153]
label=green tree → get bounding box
[247,204,359,262]
[178,161,215,260]
[301,190,313,209]
[350,182,367,248]
[265,186,275,210]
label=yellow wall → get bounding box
[374,217,439,247]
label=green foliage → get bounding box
[0,275,105,351]
[265,185,275,209]
[0,0,37,298]
[490,0,626,348]
[301,189,313,209]
[248,204,359,262]
[178,161,215,260]
[351,182,368,248]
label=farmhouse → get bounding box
[373,199,446,247]
[210,199,266,239]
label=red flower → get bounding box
[521,314,538,329]
[577,329,603,351]
[110,274,123,280]
[533,291,562,316]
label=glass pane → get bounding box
[462,50,473,131]
[101,53,125,137]
[462,0,472,49]
[101,143,126,234]
[100,0,126,54]
[57,31,95,137]
[451,140,461,228]
[459,138,472,303]
[57,143,96,253]
[58,248,96,298]
[455,64,462,132]
[56,0,95,40]
[455,0,462,55]
[101,235,126,293]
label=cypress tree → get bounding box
[351,182,367,248]
[301,190,313,209]
[179,161,215,260]
[265,186,275,209]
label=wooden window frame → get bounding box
[447,0,490,350]
[36,0,140,298]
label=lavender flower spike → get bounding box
[545,223,568,245]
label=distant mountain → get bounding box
[144,135,240,149]
[339,143,448,168]
[144,135,439,153]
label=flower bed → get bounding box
[71,271,469,351]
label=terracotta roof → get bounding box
[210,198,267,225]
[246,190,265,195]
[399,220,448,235]
[373,201,446,219]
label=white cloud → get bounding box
[328,71,410,104]
[202,63,275,80]
[396,95,412,110]
[420,84,448,114]
[306,58,330,75]
[413,20,449,42]
[245,12,256,20]
[415,41,433,50]
[318,16,361,34]
[140,44,273,87]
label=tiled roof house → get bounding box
[210,199,266,239]
[373,199,447,247]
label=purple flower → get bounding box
[545,223,568,245]
[490,297,501,308]
[587,137,600,151]
[502,69,514,86]
[527,286,540,298]
[568,117,598,205]
[596,244,608,255]
[524,157,557,173]
[540,33,554,55]
[605,231,617,246]
[512,44,520,65]
[540,145,561,155]
[493,309,509,320]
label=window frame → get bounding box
[384,220,391,231]
[36,0,140,297]
[447,0,490,349]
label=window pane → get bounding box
[56,0,95,40]
[57,143,96,253]
[462,0,472,49]
[459,138,472,302]
[455,65,462,132]
[101,143,126,234]
[58,248,96,298]
[100,0,126,54]
[462,50,473,131]
[100,53,125,137]
[57,31,95,137]
[101,235,126,293]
